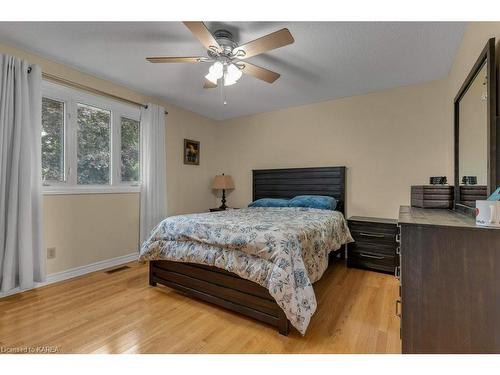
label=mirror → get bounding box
[454,38,497,215]
[458,62,488,205]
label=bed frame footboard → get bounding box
[149,260,289,335]
[148,246,344,336]
[149,260,289,336]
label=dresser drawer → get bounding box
[348,241,397,256]
[347,251,398,273]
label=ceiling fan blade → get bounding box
[204,79,218,89]
[239,62,280,83]
[233,28,294,59]
[146,56,205,63]
[183,22,222,53]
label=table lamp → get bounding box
[212,174,235,210]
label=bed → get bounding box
[139,166,352,335]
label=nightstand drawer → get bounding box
[349,222,397,236]
[347,216,398,274]
[350,229,397,246]
[347,251,397,273]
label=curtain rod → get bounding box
[28,67,168,115]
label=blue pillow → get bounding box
[288,195,337,210]
[248,198,290,208]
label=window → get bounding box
[120,117,140,183]
[41,97,65,183]
[77,103,111,185]
[41,82,141,194]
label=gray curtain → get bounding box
[139,103,167,243]
[0,54,44,294]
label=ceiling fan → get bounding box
[146,22,295,90]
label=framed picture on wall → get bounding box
[184,139,200,165]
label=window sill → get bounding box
[42,185,141,195]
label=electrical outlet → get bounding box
[47,247,56,259]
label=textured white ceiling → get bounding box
[0,22,466,120]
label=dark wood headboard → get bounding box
[252,166,346,215]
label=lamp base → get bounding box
[219,189,227,210]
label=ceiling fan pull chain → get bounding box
[219,66,227,105]
[220,80,227,106]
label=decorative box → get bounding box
[460,185,487,208]
[411,185,454,209]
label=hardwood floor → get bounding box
[0,261,401,353]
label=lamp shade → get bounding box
[212,174,235,190]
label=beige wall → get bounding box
[0,42,218,274]
[43,194,139,274]
[215,79,451,219]
[166,107,218,215]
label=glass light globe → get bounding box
[224,63,243,86]
[205,61,224,84]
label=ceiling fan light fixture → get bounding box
[205,61,224,84]
[205,73,217,84]
[223,63,243,86]
[223,77,237,86]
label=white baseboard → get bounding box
[44,252,138,284]
[0,252,138,299]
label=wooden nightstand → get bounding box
[347,216,399,274]
[209,207,239,212]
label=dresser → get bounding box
[398,206,500,353]
[346,216,399,274]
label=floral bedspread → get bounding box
[139,207,353,334]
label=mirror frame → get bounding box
[454,38,497,216]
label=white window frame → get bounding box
[42,81,141,195]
